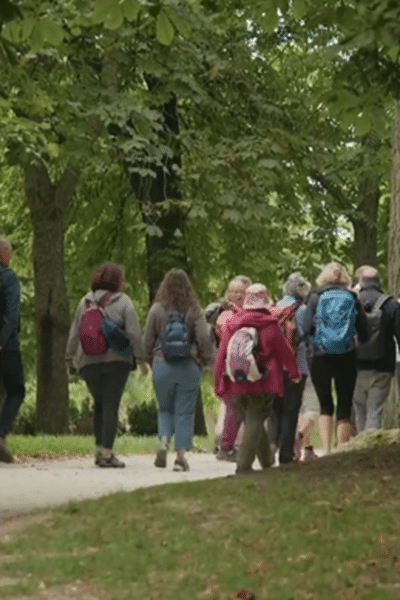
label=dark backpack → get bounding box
[101,316,136,366]
[160,312,191,361]
[313,288,357,354]
[356,294,390,361]
[78,293,111,356]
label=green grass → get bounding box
[7,433,215,458]
[1,445,400,599]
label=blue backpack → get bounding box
[160,312,191,361]
[313,288,357,354]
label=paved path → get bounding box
[0,453,235,515]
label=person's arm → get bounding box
[65,299,84,372]
[354,297,369,343]
[143,305,159,364]
[392,301,400,348]
[271,324,300,381]
[0,272,20,349]
[302,292,319,337]
[193,306,215,368]
[123,296,145,361]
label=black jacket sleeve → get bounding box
[354,297,369,343]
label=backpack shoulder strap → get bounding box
[373,294,391,312]
[97,292,113,308]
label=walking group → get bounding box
[0,234,399,475]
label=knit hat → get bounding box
[243,283,270,310]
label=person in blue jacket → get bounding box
[0,237,25,463]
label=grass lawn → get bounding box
[6,434,215,459]
[1,444,400,599]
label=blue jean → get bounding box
[152,359,201,451]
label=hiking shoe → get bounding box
[0,444,13,463]
[216,448,238,462]
[98,454,125,468]
[235,466,256,475]
[173,457,190,472]
[154,449,167,468]
[94,449,103,466]
[303,447,318,461]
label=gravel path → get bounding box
[0,453,235,516]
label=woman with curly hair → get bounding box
[143,269,214,471]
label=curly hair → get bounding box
[316,262,351,288]
[155,268,200,313]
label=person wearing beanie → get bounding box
[214,284,300,474]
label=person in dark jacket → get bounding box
[352,266,400,432]
[303,262,368,454]
[0,237,25,463]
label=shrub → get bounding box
[127,400,158,436]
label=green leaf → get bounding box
[122,0,140,22]
[146,225,163,237]
[104,6,124,30]
[292,0,306,20]
[156,10,175,46]
[46,143,59,159]
[262,8,279,34]
[354,112,371,137]
[92,0,115,25]
[257,159,279,169]
[164,7,191,37]
[39,18,64,46]
[30,22,44,52]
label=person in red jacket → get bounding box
[214,284,300,474]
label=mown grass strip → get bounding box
[1,445,400,599]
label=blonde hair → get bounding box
[316,262,351,288]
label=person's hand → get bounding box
[139,362,149,376]
[292,376,302,384]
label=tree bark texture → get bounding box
[351,134,381,268]
[127,91,189,302]
[382,102,400,429]
[24,163,78,433]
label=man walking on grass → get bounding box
[0,237,25,463]
[353,265,400,432]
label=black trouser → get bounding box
[81,362,130,449]
[268,373,307,464]
[310,351,357,422]
[0,350,25,439]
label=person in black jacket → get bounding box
[303,262,368,454]
[0,237,25,463]
[352,266,400,432]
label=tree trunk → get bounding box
[382,102,400,429]
[351,134,381,268]
[24,163,78,433]
[127,91,189,302]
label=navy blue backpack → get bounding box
[160,312,191,361]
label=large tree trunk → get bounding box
[351,134,381,268]
[24,163,78,433]
[382,102,400,429]
[127,90,189,302]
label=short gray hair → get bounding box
[355,265,381,289]
[283,272,311,301]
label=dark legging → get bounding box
[310,351,357,422]
[268,373,307,463]
[81,362,130,449]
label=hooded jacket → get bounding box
[214,308,300,399]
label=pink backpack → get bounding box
[78,293,111,356]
